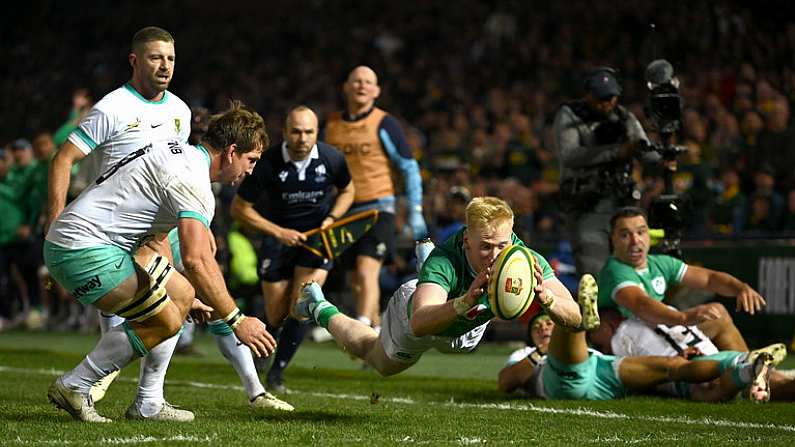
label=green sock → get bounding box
[208,320,233,336]
[315,302,341,328]
[693,351,743,374]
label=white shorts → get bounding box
[379,279,489,364]
[611,316,718,358]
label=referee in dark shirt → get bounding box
[231,105,354,393]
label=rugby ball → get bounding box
[488,245,537,320]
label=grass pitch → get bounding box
[1,330,794,446]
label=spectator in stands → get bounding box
[709,166,747,235]
[53,89,93,148]
[0,148,25,329]
[744,164,784,234]
[782,189,795,234]
[4,139,42,323]
[753,98,795,190]
[434,186,471,244]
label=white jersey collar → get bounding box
[281,142,319,180]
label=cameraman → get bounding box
[555,67,656,276]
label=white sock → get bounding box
[98,311,125,333]
[135,333,179,417]
[62,324,136,393]
[214,331,265,400]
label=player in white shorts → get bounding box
[596,207,766,355]
[45,101,276,422]
[610,306,718,358]
[378,277,490,363]
[295,197,584,377]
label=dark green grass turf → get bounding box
[1,331,794,446]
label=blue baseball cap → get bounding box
[586,69,622,100]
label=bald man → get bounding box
[231,105,355,391]
[324,66,427,333]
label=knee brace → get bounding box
[111,255,175,322]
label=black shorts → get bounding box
[347,211,396,261]
[257,236,332,283]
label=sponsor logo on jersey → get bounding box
[72,275,102,299]
[125,118,141,131]
[281,190,323,204]
[651,276,666,295]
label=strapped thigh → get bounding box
[110,254,175,322]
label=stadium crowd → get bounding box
[2,1,795,334]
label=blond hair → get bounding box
[465,196,514,231]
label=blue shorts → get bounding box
[542,351,626,400]
[258,236,332,282]
[44,241,135,305]
[345,210,395,261]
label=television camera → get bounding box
[643,59,688,258]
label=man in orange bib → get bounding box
[323,65,427,330]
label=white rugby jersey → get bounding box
[47,140,214,252]
[68,83,191,182]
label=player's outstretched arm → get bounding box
[178,217,276,357]
[410,267,490,337]
[682,265,766,315]
[614,286,690,325]
[46,141,86,231]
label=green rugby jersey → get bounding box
[597,254,687,318]
[417,227,554,337]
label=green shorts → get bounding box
[542,351,626,400]
[168,228,183,271]
[44,241,135,305]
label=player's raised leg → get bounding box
[545,275,596,365]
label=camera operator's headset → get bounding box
[583,66,622,98]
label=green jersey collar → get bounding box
[124,83,168,104]
[195,144,211,167]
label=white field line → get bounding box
[5,435,214,445]
[3,364,795,434]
